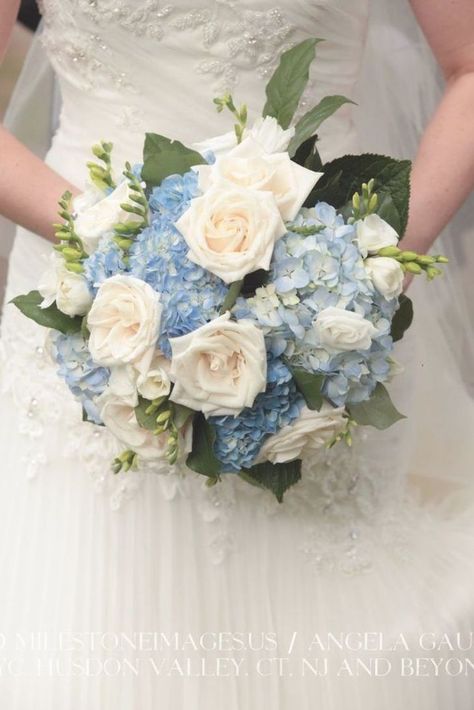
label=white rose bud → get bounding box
[176,184,286,284]
[315,306,377,352]
[365,256,404,300]
[87,275,162,367]
[38,254,92,317]
[356,214,399,258]
[195,136,321,222]
[137,352,171,401]
[74,180,143,254]
[99,390,191,462]
[169,313,267,417]
[257,404,346,464]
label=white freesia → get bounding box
[315,306,377,352]
[193,116,296,159]
[87,275,162,367]
[74,180,143,254]
[169,313,267,417]
[356,214,399,258]
[365,256,404,300]
[106,350,171,407]
[257,404,347,464]
[38,254,92,317]
[176,184,286,283]
[195,136,321,221]
[99,390,191,462]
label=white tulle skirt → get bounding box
[0,229,473,709]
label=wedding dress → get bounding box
[0,1,473,708]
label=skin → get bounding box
[0,0,473,248]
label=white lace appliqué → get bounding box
[39,0,297,96]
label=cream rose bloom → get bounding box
[87,275,162,367]
[38,255,92,317]
[176,184,286,283]
[136,351,171,401]
[74,180,143,254]
[356,214,399,258]
[365,256,404,300]
[257,403,347,464]
[315,307,377,352]
[195,137,321,222]
[106,349,171,407]
[193,116,296,158]
[169,313,267,416]
[99,390,191,462]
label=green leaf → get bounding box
[307,154,411,235]
[186,413,221,478]
[240,459,302,503]
[288,95,355,157]
[292,136,324,172]
[391,294,414,342]
[10,290,82,335]
[172,403,195,429]
[289,367,325,411]
[347,383,406,430]
[135,396,158,431]
[142,133,205,188]
[219,279,244,315]
[263,38,322,129]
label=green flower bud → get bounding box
[63,247,83,261]
[399,251,418,262]
[405,261,422,274]
[417,255,436,265]
[65,262,84,274]
[377,246,401,257]
[436,256,449,264]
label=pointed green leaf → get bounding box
[391,294,414,343]
[172,403,195,429]
[263,38,322,129]
[289,367,325,411]
[10,290,82,335]
[142,133,205,188]
[292,135,324,171]
[288,95,355,157]
[240,459,302,503]
[186,413,221,478]
[347,383,406,430]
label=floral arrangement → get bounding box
[13,40,447,501]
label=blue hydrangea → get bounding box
[51,333,110,424]
[149,171,199,222]
[211,358,304,472]
[233,202,399,409]
[83,236,128,292]
[129,216,228,358]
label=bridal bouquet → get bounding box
[13,40,447,501]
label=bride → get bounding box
[0,0,473,707]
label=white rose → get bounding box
[257,403,346,464]
[195,136,321,222]
[74,180,143,254]
[99,390,191,462]
[193,116,295,159]
[247,116,295,154]
[107,364,140,407]
[87,275,162,367]
[315,306,377,352]
[137,351,171,401]
[169,313,267,417]
[176,184,286,283]
[365,256,404,300]
[356,214,399,258]
[38,254,92,317]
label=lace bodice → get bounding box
[37,0,369,182]
[1,1,420,572]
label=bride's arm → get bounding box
[0,0,76,242]
[402,0,474,254]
